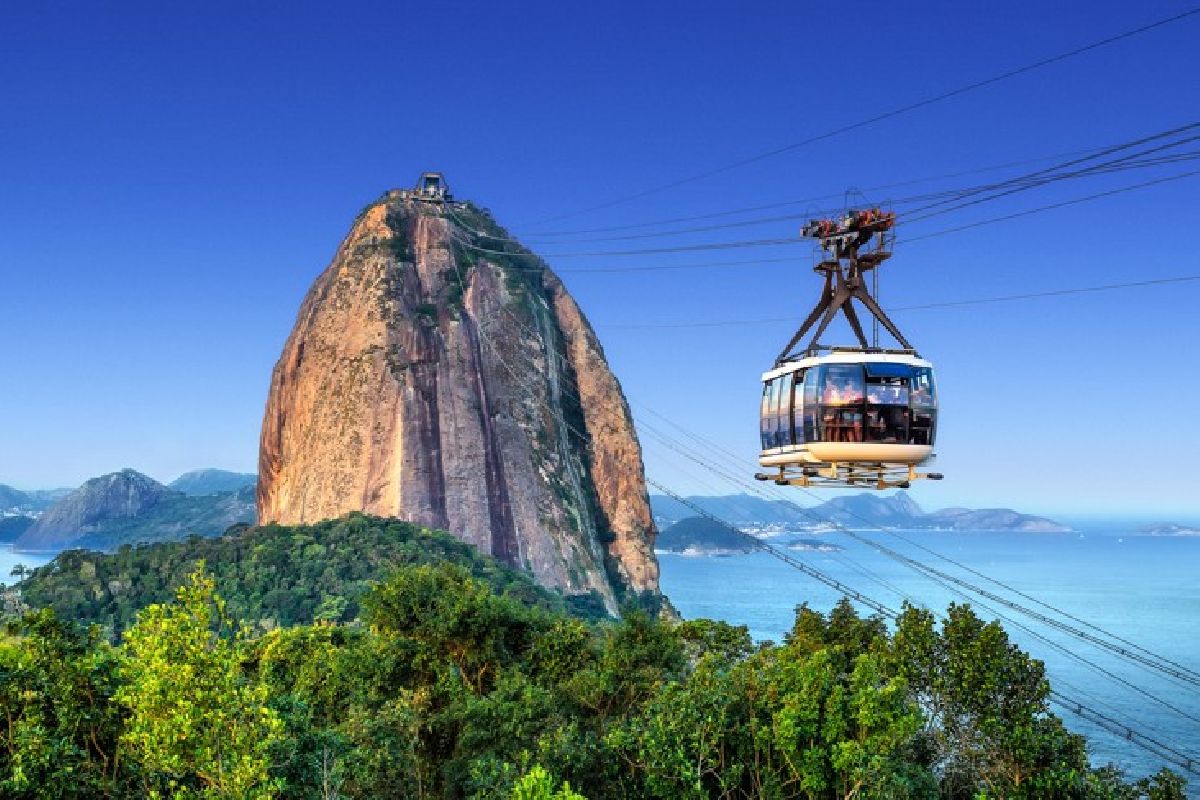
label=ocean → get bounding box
[659,526,1200,787]
[0,545,50,586]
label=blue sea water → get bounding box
[0,545,50,586]
[658,527,1200,786]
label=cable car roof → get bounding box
[761,350,932,382]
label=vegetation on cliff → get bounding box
[15,514,613,638]
[0,518,1186,798]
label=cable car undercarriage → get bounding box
[757,208,944,490]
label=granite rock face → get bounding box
[257,194,659,609]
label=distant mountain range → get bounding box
[8,468,257,553]
[649,492,1070,533]
[168,469,257,496]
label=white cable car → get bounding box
[756,209,943,489]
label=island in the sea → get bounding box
[1137,521,1200,536]
[656,516,759,556]
[655,517,845,556]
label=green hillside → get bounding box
[16,513,610,638]
[657,516,756,553]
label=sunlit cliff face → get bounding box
[257,196,659,611]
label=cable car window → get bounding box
[911,407,936,446]
[774,377,791,448]
[791,370,805,444]
[760,380,773,450]
[803,369,820,441]
[820,364,864,405]
[865,405,909,443]
[866,377,909,406]
[766,379,784,448]
[911,367,936,407]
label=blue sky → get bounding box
[2,0,1198,516]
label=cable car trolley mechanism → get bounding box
[756,208,944,490]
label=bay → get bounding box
[0,545,50,586]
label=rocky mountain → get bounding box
[650,492,1070,532]
[257,192,658,610]
[14,469,255,552]
[169,469,257,496]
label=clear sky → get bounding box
[2,0,1198,516]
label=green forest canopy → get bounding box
[0,514,1187,799]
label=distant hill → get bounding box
[14,469,255,552]
[0,484,74,515]
[15,513,606,638]
[656,516,757,555]
[1137,521,1200,536]
[169,468,257,496]
[0,515,34,543]
[650,492,1069,532]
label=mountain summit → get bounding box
[16,469,172,551]
[257,187,659,609]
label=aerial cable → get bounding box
[632,403,1200,692]
[525,144,1115,237]
[903,166,1200,243]
[902,121,1200,217]
[900,138,1200,225]
[528,7,1200,225]
[455,162,1200,259]
[446,205,1200,687]
[445,211,1200,766]
[645,478,897,618]
[520,131,1200,246]
[644,468,1200,775]
[596,274,1200,330]
[458,137,1200,250]
[639,421,1200,735]
[439,209,1200,774]
[654,404,1200,687]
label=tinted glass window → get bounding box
[802,369,819,441]
[865,405,910,443]
[820,365,865,405]
[760,380,773,450]
[791,370,805,444]
[912,367,936,407]
[866,375,909,406]
[774,378,791,447]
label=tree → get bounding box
[116,568,283,799]
[509,766,586,800]
[0,609,129,798]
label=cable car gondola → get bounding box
[756,208,943,490]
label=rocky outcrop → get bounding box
[257,194,659,609]
[13,469,257,552]
[16,469,172,551]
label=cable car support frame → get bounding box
[761,209,943,490]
